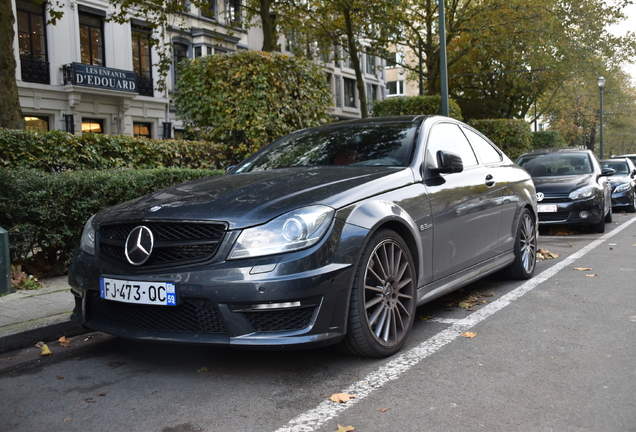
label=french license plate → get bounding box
[100,277,177,306]
[537,204,558,213]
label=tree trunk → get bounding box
[260,0,276,52]
[342,6,368,118]
[0,0,24,129]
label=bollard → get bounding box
[0,227,10,294]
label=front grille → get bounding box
[243,307,316,332]
[539,193,570,202]
[98,221,226,268]
[539,212,570,222]
[86,290,227,334]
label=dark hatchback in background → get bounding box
[600,158,636,213]
[516,148,614,233]
[69,115,537,358]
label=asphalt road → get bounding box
[1,212,635,432]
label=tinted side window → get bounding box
[426,123,478,168]
[462,128,502,164]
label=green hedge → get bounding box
[469,119,533,161]
[0,129,228,171]
[0,168,222,276]
[371,95,464,121]
[532,130,565,150]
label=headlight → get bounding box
[228,205,334,259]
[614,183,630,193]
[569,186,595,200]
[79,214,96,255]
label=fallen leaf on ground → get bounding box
[334,425,355,432]
[57,376,64,379]
[85,398,95,404]
[58,336,70,347]
[574,267,592,271]
[419,315,433,321]
[378,407,389,412]
[536,249,560,261]
[197,367,210,373]
[63,418,71,422]
[330,393,356,403]
[40,344,52,356]
[106,361,126,368]
[461,332,477,338]
[96,393,106,397]
[585,274,597,277]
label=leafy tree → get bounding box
[0,0,24,129]
[173,50,333,162]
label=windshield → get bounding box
[601,161,629,174]
[517,153,593,176]
[234,121,419,172]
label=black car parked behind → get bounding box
[600,158,636,213]
[516,148,614,233]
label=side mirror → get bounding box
[431,150,463,174]
[600,168,615,177]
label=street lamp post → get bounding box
[598,76,605,158]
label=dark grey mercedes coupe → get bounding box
[68,115,537,357]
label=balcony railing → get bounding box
[21,58,50,84]
[137,76,154,96]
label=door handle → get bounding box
[485,174,495,187]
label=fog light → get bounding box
[579,211,590,219]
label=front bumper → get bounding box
[537,197,603,226]
[611,190,633,208]
[68,220,369,350]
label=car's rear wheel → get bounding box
[338,229,416,358]
[502,208,537,280]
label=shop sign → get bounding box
[65,63,138,93]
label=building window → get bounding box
[23,115,49,131]
[386,51,403,69]
[173,43,188,83]
[79,12,104,66]
[17,0,49,84]
[344,78,356,108]
[387,80,405,96]
[225,0,241,25]
[134,122,152,138]
[207,46,213,55]
[82,118,104,134]
[202,0,217,18]
[132,25,153,96]
[194,46,202,58]
[366,54,375,75]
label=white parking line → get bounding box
[274,217,636,432]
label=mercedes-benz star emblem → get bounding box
[536,192,545,202]
[125,226,154,266]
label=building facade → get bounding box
[12,0,386,138]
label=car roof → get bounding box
[520,148,591,156]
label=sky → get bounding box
[609,2,636,84]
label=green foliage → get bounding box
[469,119,532,160]
[532,130,565,150]
[371,95,463,120]
[174,51,333,162]
[0,168,221,275]
[0,129,226,171]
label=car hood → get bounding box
[95,167,414,229]
[532,174,595,194]
[608,174,632,187]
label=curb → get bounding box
[0,319,90,354]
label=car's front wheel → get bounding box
[338,229,416,358]
[502,208,537,280]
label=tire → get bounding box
[502,208,537,280]
[338,229,416,358]
[628,193,636,213]
[591,208,605,233]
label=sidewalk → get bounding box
[0,276,88,353]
